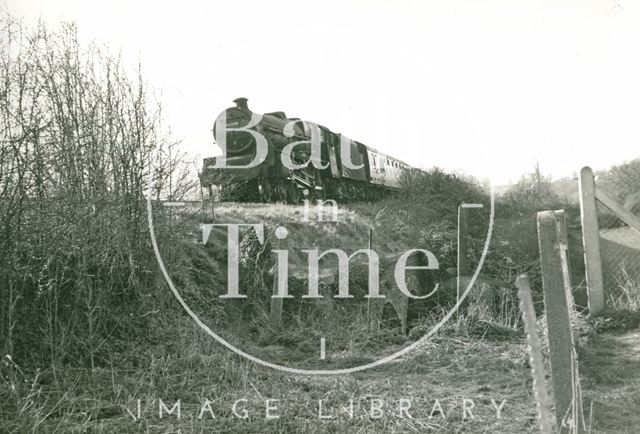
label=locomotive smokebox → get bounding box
[233,97,250,112]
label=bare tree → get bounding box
[0,15,192,370]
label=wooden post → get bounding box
[199,185,206,224]
[210,187,215,221]
[537,211,585,433]
[457,204,469,316]
[553,210,576,312]
[367,227,372,333]
[578,166,604,315]
[270,236,284,328]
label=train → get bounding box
[200,98,415,203]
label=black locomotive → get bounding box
[200,98,413,203]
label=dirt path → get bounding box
[581,330,640,433]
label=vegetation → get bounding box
[0,16,194,372]
[1,13,639,434]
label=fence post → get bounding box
[457,204,469,318]
[537,210,585,433]
[270,235,285,328]
[516,274,555,434]
[210,187,215,220]
[367,226,373,333]
[579,166,604,315]
[554,210,577,312]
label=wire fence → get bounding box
[595,167,640,308]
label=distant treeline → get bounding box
[551,159,640,206]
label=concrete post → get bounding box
[537,211,585,433]
[578,166,604,315]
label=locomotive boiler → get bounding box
[200,98,413,203]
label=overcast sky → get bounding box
[5,0,640,184]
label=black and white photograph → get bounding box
[1,1,640,432]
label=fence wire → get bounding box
[596,165,640,307]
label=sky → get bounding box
[4,0,640,185]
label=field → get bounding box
[2,200,639,433]
[4,317,539,433]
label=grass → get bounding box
[607,268,640,312]
[0,201,542,432]
[1,319,540,433]
[4,200,640,433]
[199,201,416,272]
[590,263,640,334]
[581,330,640,433]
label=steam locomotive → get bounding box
[200,98,414,203]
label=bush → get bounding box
[0,17,190,369]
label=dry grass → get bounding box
[199,201,415,274]
[0,201,545,433]
[5,200,637,432]
[1,318,540,433]
[581,330,640,434]
[607,268,640,312]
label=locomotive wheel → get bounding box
[273,180,287,203]
[287,183,302,204]
[279,183,287,203]
[258,178,273,203]
[336,183,348,202]
[345,183,356,202]
[244,179,260,202]
[305,187,316,203]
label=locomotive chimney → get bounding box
[233,97,249,112]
